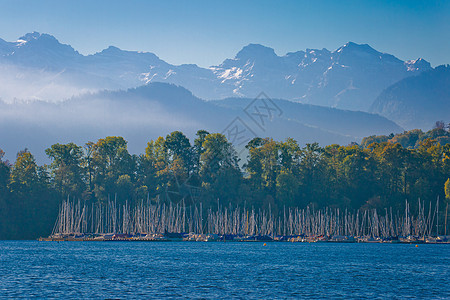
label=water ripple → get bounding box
[0,241,449,299]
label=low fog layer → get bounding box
[0,63,123,103]
[0,83,403,164]
[0,87,202,163]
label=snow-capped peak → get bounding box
[0,33,436,113]
[404,58,431,72]
[14,32,66,50]
[335,42,379,56]
[235,43,277,60]
[18,31,42,42]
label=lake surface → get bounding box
[0,241,449,299]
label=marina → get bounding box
[40,198,450,243]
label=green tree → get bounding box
[165,131,192,172]
[0,148,10,198]
[6,149,58,239]
[341,145,377,208]
[389,129,423,149]
[369,142,407,205]
[445,178,450,203]
[247,138,280,196]
[279,138,301,174]
[83,141,95,191]
[145,136,169,197]
[276,170,300,207]
[116,174,134,201]
[200,133,239,183]
[415,139,445,203]
[298,143,324,207]
[0,149,11,238]
[45,143,85,197]
[200,133,241,203]
[193,130,209,174]
[9,150,46,196]
[361,135,389,148]
[91,136,136,202]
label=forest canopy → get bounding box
[0,127,449,239]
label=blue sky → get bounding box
[0,0,448,67]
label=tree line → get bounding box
[361,122,450,149]
[1,127,449,239]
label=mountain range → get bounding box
[0,32,432,112]
[0,32,448,162]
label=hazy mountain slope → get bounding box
[214,97,403,138]
[0,33,121,101]
[0,62,119,102]
[0,83,402,163]
[0,32,431,112]
[370,65,450,130]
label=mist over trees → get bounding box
[1,127,449,239]
[361,125,450,149]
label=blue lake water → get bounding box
[0,241,449,299]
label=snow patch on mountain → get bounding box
[0,32,434,111]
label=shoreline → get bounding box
[38,234,450,244]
